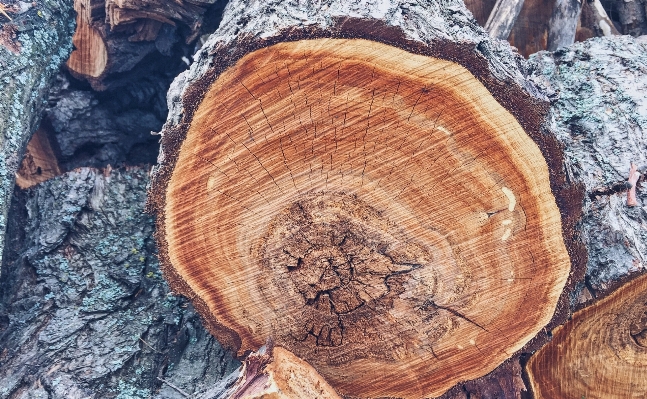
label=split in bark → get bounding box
[527,273,647,399]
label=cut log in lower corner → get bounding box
[527,273,647,399]
[146,1,585,398]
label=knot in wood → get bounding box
[258,193,433,349]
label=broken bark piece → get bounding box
[226,345,341,399]
[15,126,62,189]
[527,273,647,399]
[148,1,578,397]
[485,0,526,40]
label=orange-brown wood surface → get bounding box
[528,273,647,399]
[163,38,570,398]
[16,127,62,189]
[67,0,107,78]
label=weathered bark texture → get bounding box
[547,0,582,51]
[0,0,75,269]
[0,167,239,398]
[612,0,647,36]
[484,0,526,40]
[42,73,165,171]
[66,0,227,90]
[148,0,585,398]
[528,36,647,296]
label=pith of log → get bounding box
[527,273,647,399]
[147,1,585,398]
[484,0,526,40]
[15,126,62,189]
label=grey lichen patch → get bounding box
[528,36,647,295]
[0,0,75,270]
[0,168,239,399]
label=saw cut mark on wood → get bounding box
[528,273,647,399]
[161,38,570,399]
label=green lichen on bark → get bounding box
[0,0,75,268]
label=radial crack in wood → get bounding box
[155,37,571,399]
[528,273,647,399]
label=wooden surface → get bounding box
[67,0,107,78]
[231,346,341,399]
[15,127,62,189]
[528,273,647,399]
[163,38,570,399]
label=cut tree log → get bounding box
[0,0,75,268]
[547,0,583,51]
[66,0,226,89]
[148,1,584,398]
[484,0,526,40]
[527,273,647,399]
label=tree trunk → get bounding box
[147,1,584,398]
[577,0,620,42]
[0,0,75,270]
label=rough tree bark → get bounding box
[147,0,585,398]
[484,0,526,40]
[0,168,239,398]
[0,0,74,269]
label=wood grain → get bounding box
[528,273,647,399]
[163,38,570,398]
[67,0,107,78]
[15,127,62,189]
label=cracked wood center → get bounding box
[161,38,570,398]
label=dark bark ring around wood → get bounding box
[153,37,572,398]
